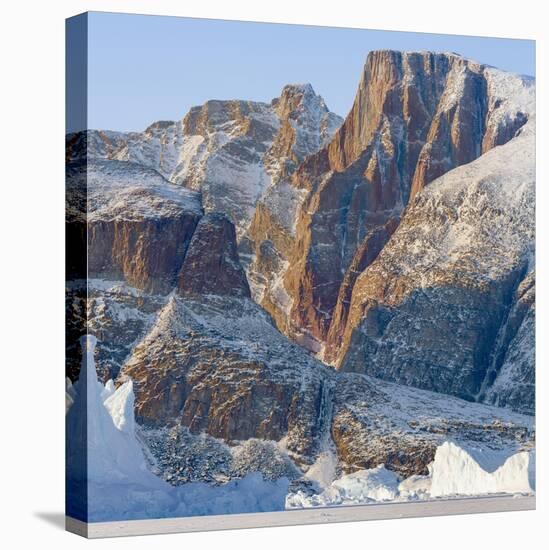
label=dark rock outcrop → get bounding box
[120,295,331,461]
[483,272,535,414]
[88,215,200,293]
[178,213,251,298]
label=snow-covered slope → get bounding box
[76,85,342,238]
[85,159,202,222]
[339,106,535,410]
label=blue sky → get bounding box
[87,12,535,132]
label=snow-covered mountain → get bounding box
[338,111,534,411]
[67,83,342,239]
[242,51,535,414]
[66,50,535,517]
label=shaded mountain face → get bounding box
[338,122,534,410]
[66,50,535,489]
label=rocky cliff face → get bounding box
[67,50,535,496]
[257,52,533,359]
[483,272,535,414]
[331,373,532,478]
[76,85,342,239]
[338,117,534,408]
[120,295,331,461]
[238,54,535,421]
[178,212,250,298]
[84,159,203,293]
[66,82,340,378]
[117,290,533,478]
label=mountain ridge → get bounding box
[66,51,536,495]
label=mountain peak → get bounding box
[280,82,316,96]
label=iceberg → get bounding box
[429,441,535,497]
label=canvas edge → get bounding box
[65,495,535,539]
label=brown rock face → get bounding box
[281,51,456,348]
[183,99,276,146]
[408,62,488,200]
[89,215,200,293]
[262,51,529,355]
[120,295,331,460]
[178,213,250,298]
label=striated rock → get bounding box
[279,52,532,353]
[483,272,535,414]
[324,217,399,363]
[178,213,250,298]
[246,52,533,358]
[408,59,487,200]
[83,159,202,293]
[118,293,534,481]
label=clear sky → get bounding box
[86,11,535,132]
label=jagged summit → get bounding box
[71,81,342,240]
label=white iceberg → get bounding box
[430,441,535,497]
[287,465,400,508]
